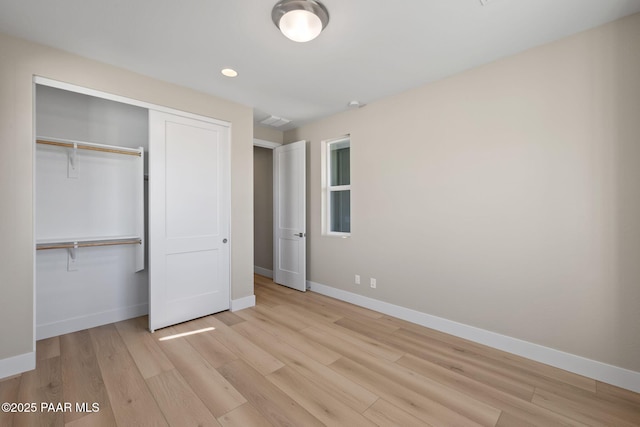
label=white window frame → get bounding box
[322,135,351,237]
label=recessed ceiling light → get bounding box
[221,68,238,77]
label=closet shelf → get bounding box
[36,137,142,157]
[36,236,141,251]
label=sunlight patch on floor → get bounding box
[158,327,215,341]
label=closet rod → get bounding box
[36,139,142,157]
[36,239,142,251]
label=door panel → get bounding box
[149,111,230,332]
[273,140,306,291]
[166,250,219,300]
[279,239,299,273]
[165,122,220,237]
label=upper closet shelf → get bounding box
[36,136,142,157]
[36,235,141,246]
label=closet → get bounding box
[34,81,231,338]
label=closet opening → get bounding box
[34,78,232,339]
[34,84,149,340]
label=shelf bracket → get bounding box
[67,242,78,271]
[68,143,78,179]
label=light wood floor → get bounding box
[2,275,639,426]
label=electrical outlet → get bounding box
[370,278,376,289]
[355,274,360,285]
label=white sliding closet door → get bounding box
[149,110,230,332]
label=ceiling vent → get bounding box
[260,115,291,127]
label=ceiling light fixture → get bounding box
[221,68,238,77]
[272,0,329,43]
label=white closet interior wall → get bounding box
[35,85,149,339]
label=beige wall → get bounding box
[254,125,284,144]
[254,147,274,271]
[286,13,640,372]
[0,32,254,363]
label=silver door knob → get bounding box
[295,232,305,237]
[223,238,228,243]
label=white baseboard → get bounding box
[308,280,640,394]
[36,303,149,340]
[254,266,273,278]
[0,351,35,381]
[231,294,256,312]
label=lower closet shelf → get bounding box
[36,236,142,250]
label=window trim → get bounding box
[322,135,351,237]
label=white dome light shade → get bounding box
[279,10,322,42]
[272,0,329,43]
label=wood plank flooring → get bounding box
[2,274,639,426]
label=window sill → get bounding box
[323,233,351,238]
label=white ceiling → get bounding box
[1,0,639,131]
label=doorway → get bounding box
[253,145,275,278]
[253,138,307,291]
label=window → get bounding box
[323,136,351,235]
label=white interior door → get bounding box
[149,110,230,331]
[274,140,306,291]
